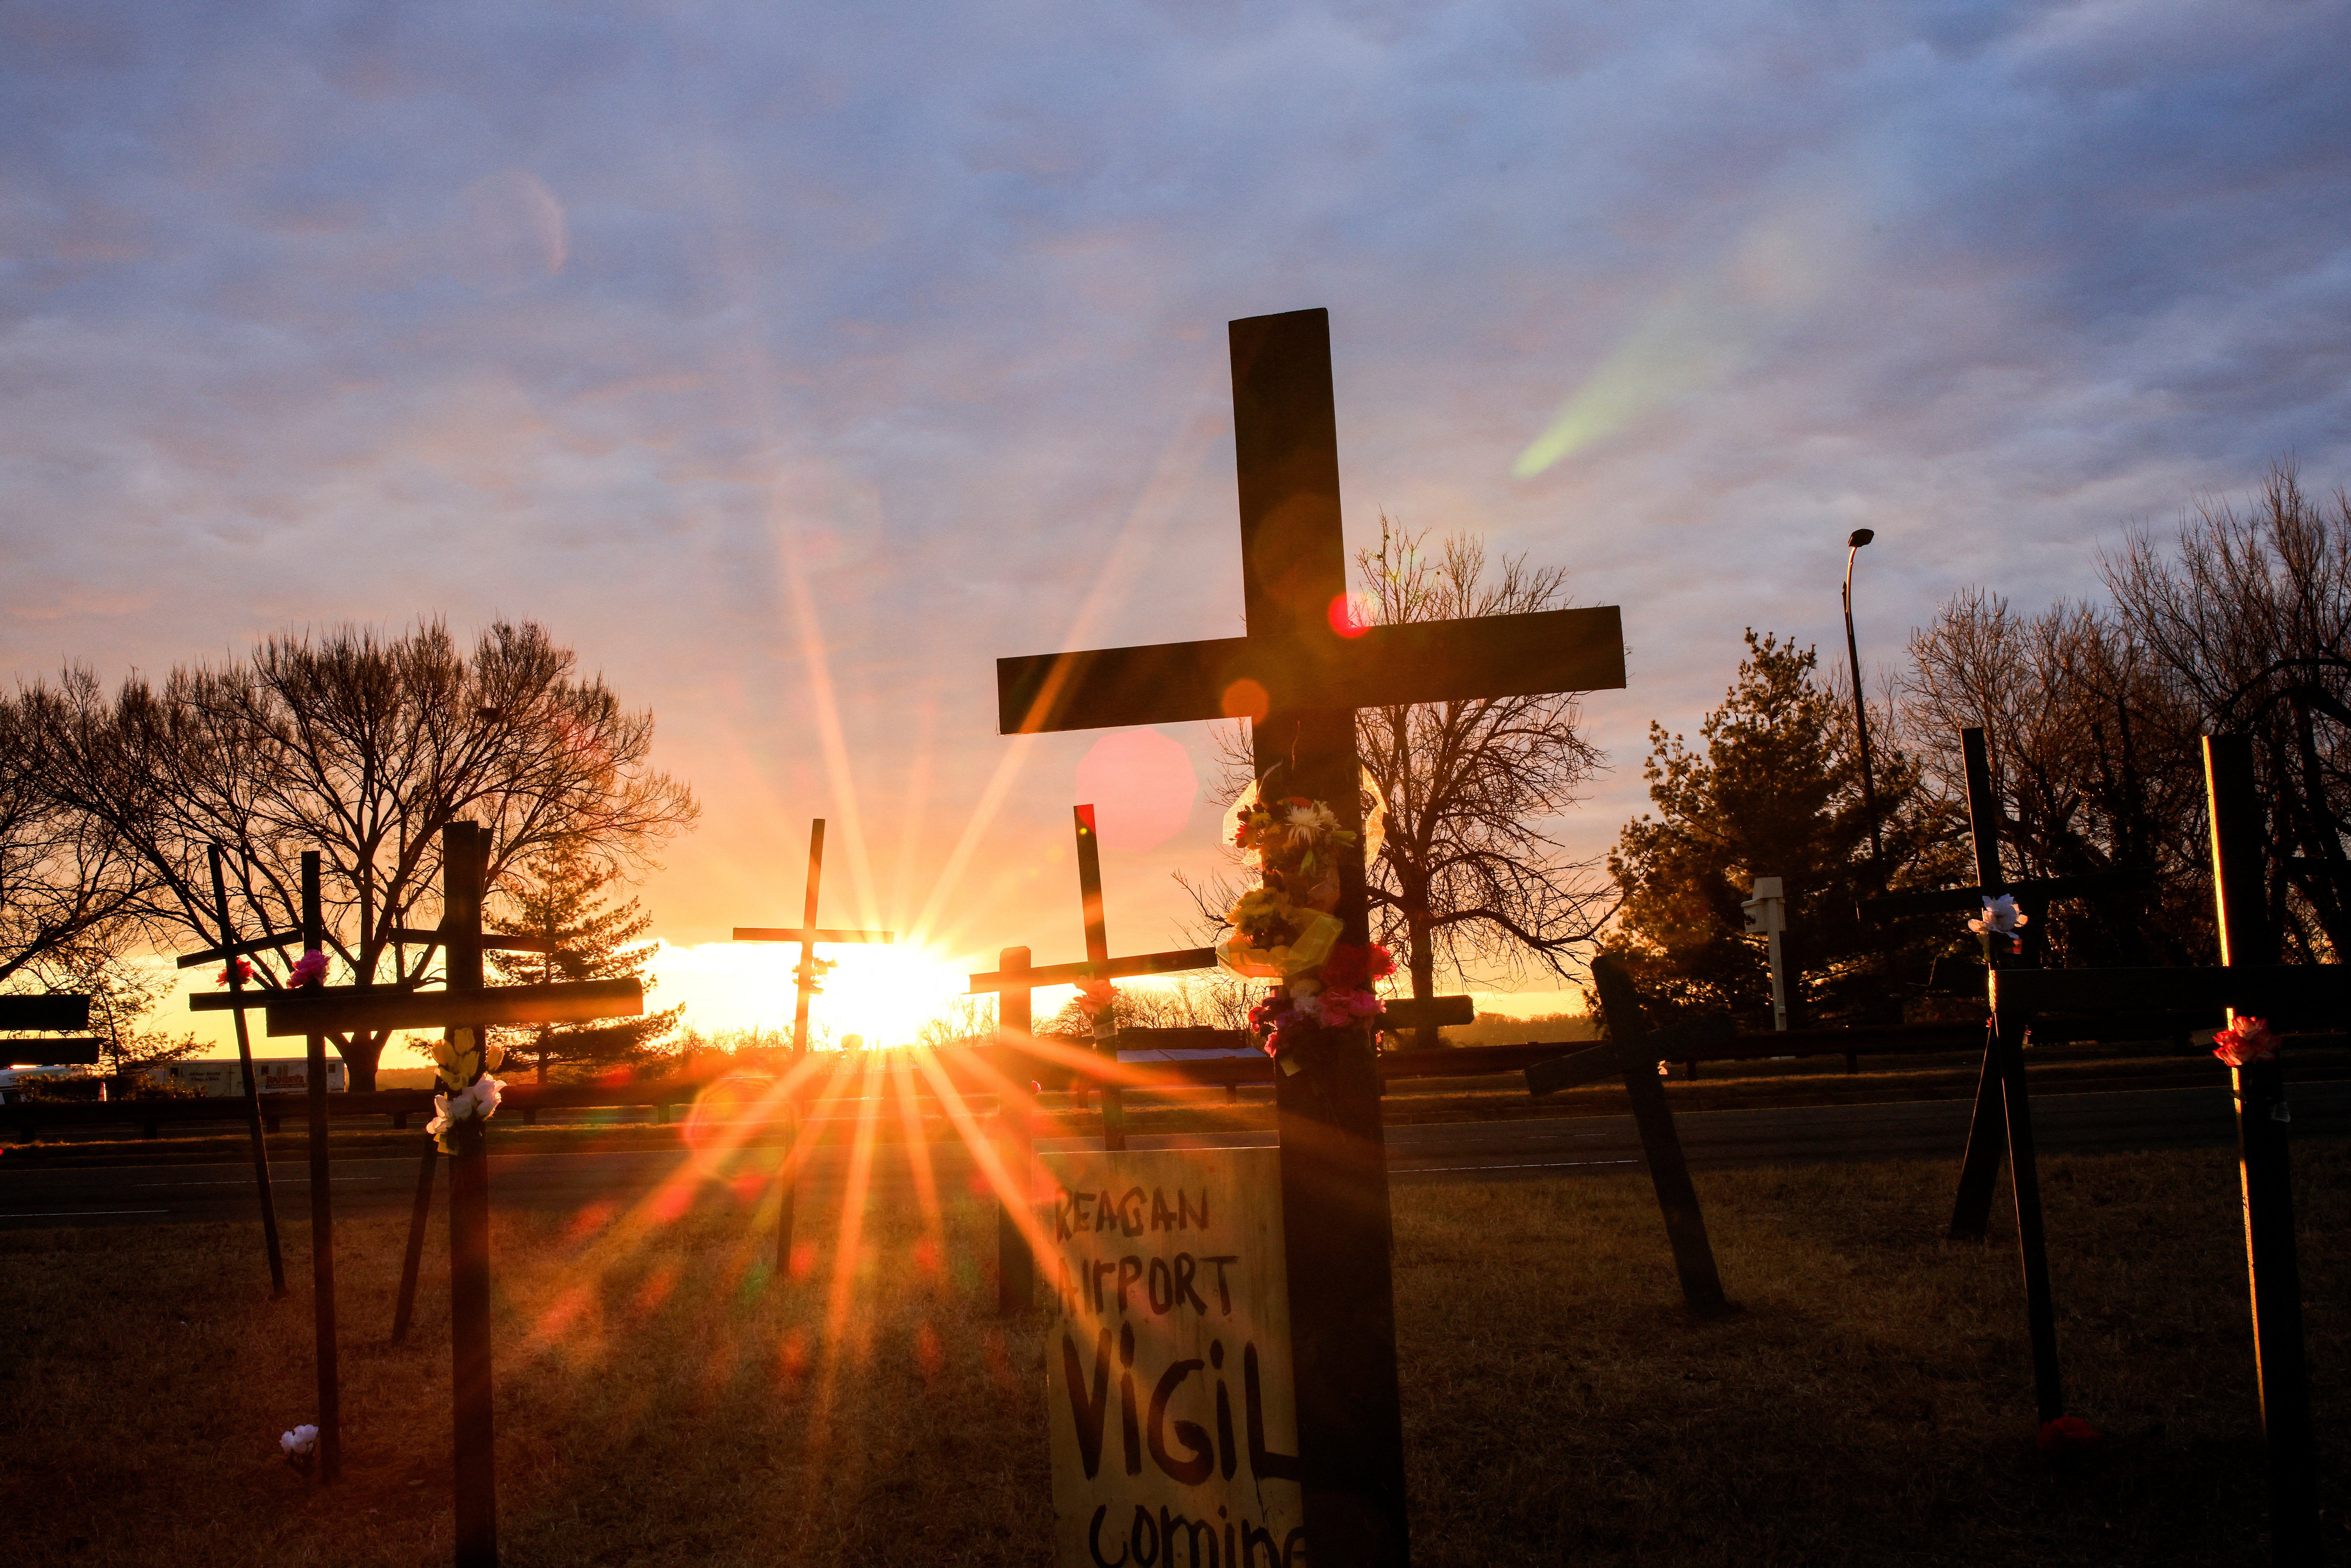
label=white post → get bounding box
[1740,876,1788,1032]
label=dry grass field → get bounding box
[4,1143,2344,1566]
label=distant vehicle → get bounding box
[135,1058,347,1098]
[0,1065,107,1104]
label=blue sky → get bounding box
[5,0,2347,1021]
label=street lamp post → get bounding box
[1844,528,1884,872]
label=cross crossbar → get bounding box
[1990,965,2351,1019]
[0,994,91,1031]
[732,927,895,945]
[388,926,558,954]
[968,946,1216,993]
[258,978,643,1038]
[1862,867,2149,921]
[998,606,1625,734]
[3,1036,104,1066]
[176,930,303,968]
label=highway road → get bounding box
[4,1080,2345,1229]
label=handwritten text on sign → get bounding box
[1042,1148,1304,1568]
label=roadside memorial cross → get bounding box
[192,822,643,1568]
[1860,724,2151,1240]
[1985,736,2328,1553]
[1860,725,2154,1432]
[729,817,895,1269]
[994,306,1627,1564]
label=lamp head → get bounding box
[1847,528,1875,549]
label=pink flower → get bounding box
[289,950,329,988]
[2213,1017,2278,1067]
[1320,942,1396,992]
[1316,988,1381,1028]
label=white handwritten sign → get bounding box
[1041,1148,1305,1568]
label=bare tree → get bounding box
[1903,590,2208,965]
[1188,523,1612,1045]
[0,693,157,988]
[2104,465,2351,960]
[20,619,699,1088]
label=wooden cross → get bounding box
[731,818,895,1056]
[1862,725,2150,1238]
[193,822,642,1568]
[993,308,1627,1562]
[1856,725,2154,1431]
[0,992,99,1064]
[728,817,894,1271]
[1985,737,2326,1552]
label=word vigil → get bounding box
[1065,1325,1302,1562]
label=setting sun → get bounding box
[647,938,982,1048]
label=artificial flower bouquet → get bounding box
[1217,780,1394,1072]
[424,1027,507,1153]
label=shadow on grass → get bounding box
[3,1144,2342,1565]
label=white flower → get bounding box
[424,1075,505,1141]
[1968,894,2030,936]
[280,1424,319,1456]
[1285,800,1339,841]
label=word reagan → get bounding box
[1052,1184,1211,1240]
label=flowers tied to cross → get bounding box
[793,954,837,994]
[424,1027,507,1152]
[1244,942,1396,1063]
[1076,976,1118,1039]
[1219,777,1396,1068]
[216,956,254,985]
[2213,1016,2279,1067]
[280,1423,319,1474]
[1968,894,2030,952]
[288,949,330,988]
[426,1074,505,1152]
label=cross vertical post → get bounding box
[1233,309,1408,1563]
[792,820,826,1059]
[995,944,1035,1315]
[210,842,286,1298]
[1587,956,1732,1316]
[2204,735,2320,1565]
[1073,805,1125,1151]
[300,850,341,1481]
[390,1141,437,1346]
[444,822,499,1568]
[731,818,895,1275]
[784,817,820,1277]
[1949,727,2010,1237]
[1940,726,2065,1423]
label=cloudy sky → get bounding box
[5,0,2347,1037]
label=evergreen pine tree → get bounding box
[1603,630,1962,1027]
[487,845,681,1082]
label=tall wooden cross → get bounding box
[731,818,896,1057]
[194,822,643,1568]
[994,308,1626,1563]
[1862,725,2150,1244]
[730,817,894,1269]
[1985,739,2328,1553]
